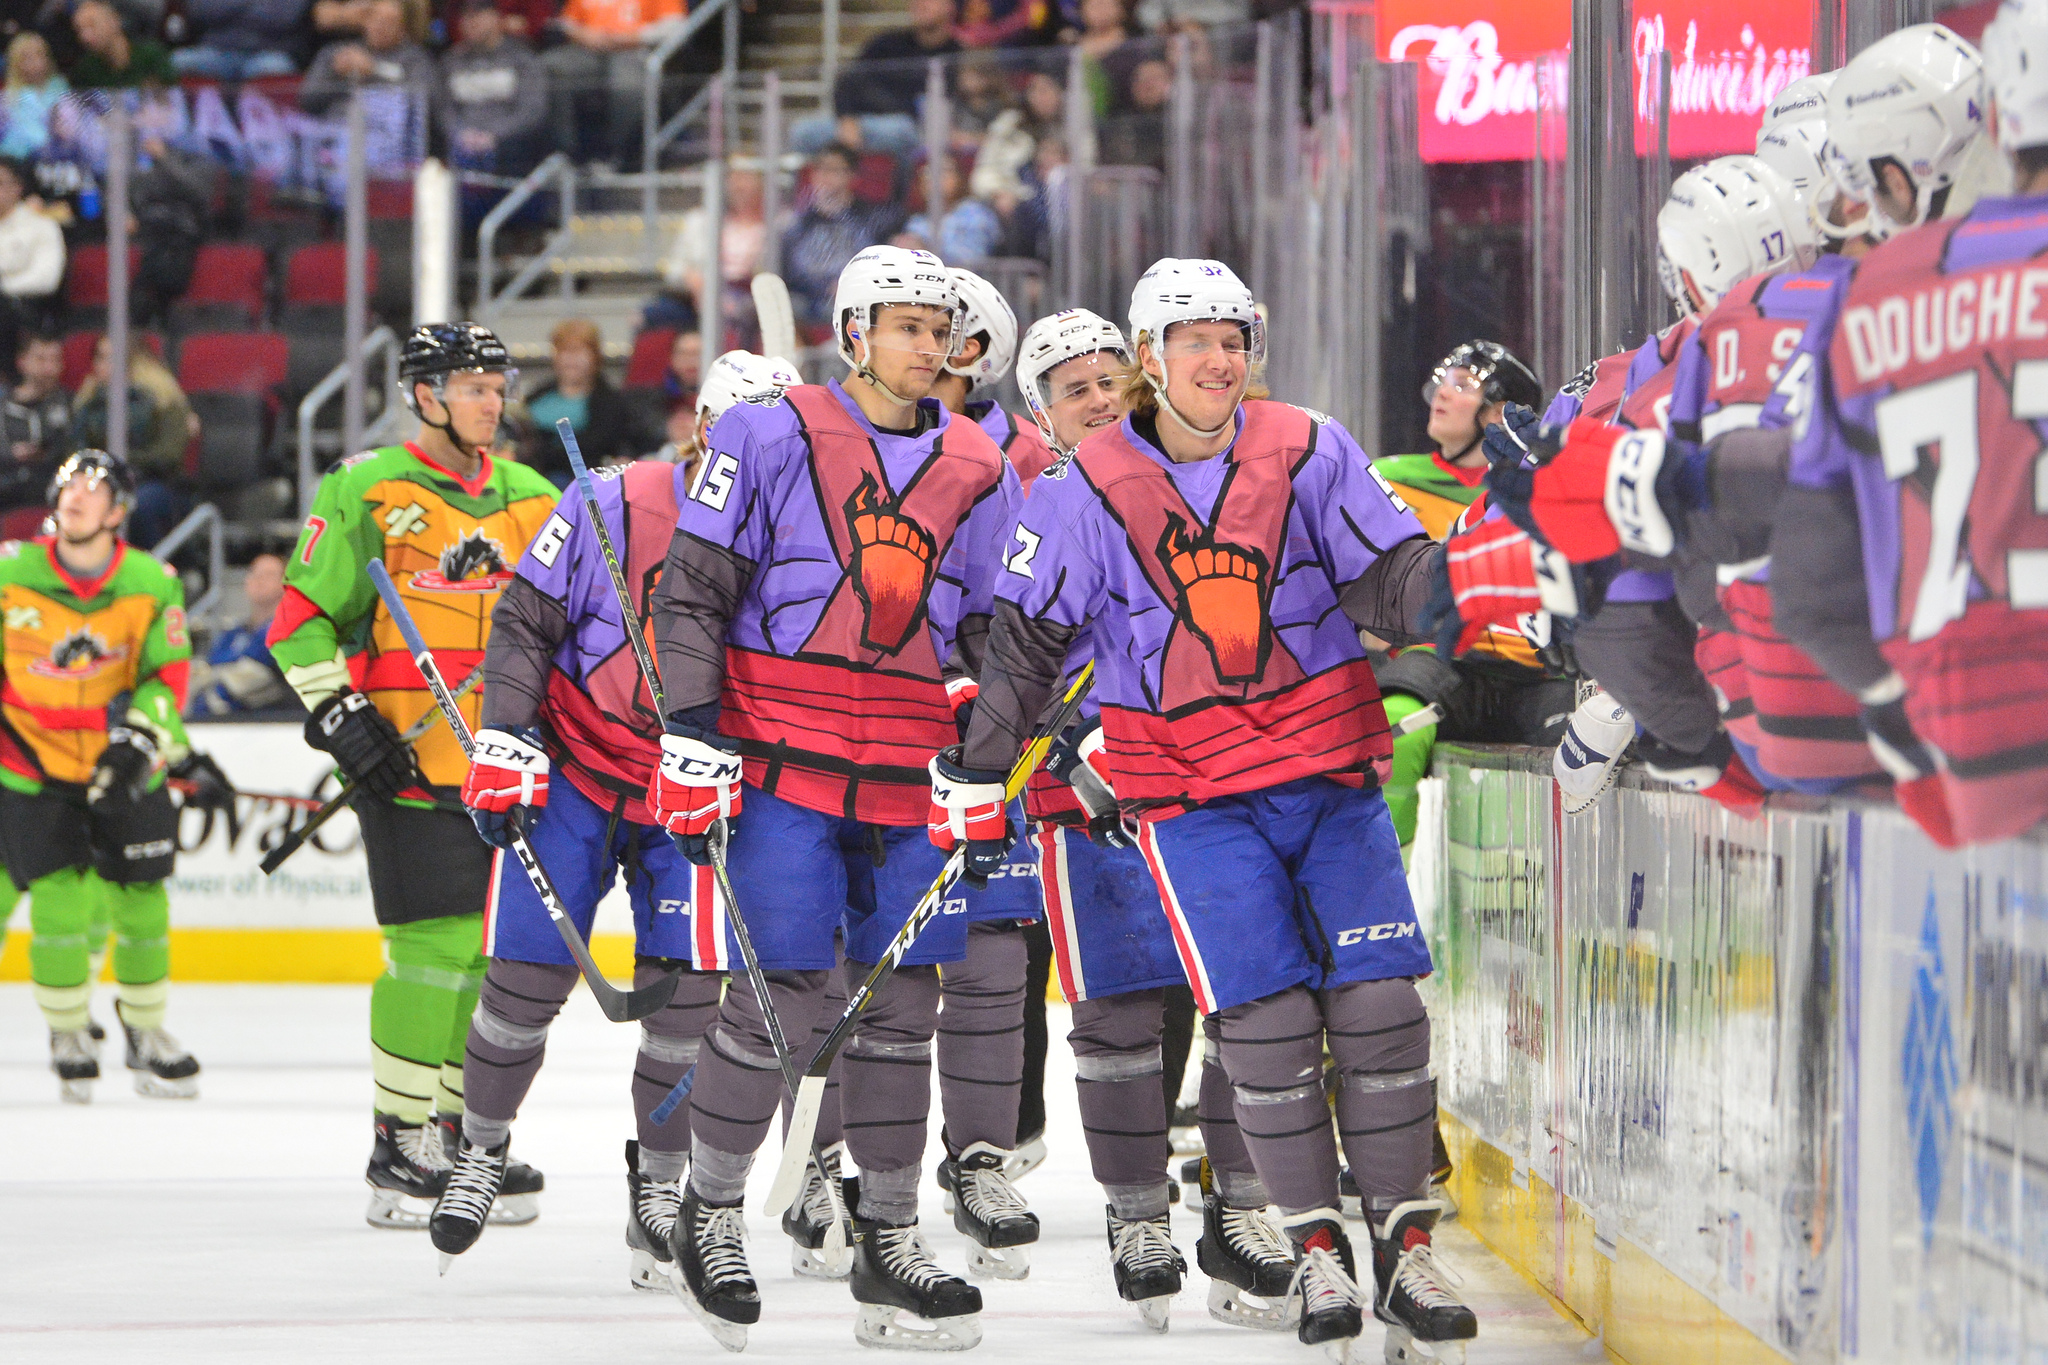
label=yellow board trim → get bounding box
[1439,1111,1790,1365]
[0,927,642,983]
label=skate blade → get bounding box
[853,1303,982,1352]
[1383,1327,1467,1364]
[791,1236,854,1280]
[437,1252,455,1277]
[1002,1136,1047,1181]
[1136,1296,1173,1333]
[487,1193,540,1226]
[966,1241,1030,1281]
[58,1078,94,1104]
[630,1247,673,1293]
[669,1270,752,1353]
[1206,1279,1296,1331]
[133,1074,198,1099]
[364,1187,435,1229]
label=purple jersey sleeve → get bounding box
[1772,265,1858,490]
[995,464,1107,630]
[930,455,1020,672]
[1665,327,1709,443]
[1307,415,1428,583]
[674,403,779,563]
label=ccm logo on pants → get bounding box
[1336,922,1418,946]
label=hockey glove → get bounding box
[1638,732,1767,818]
[171,751,237,813]
[1479,402,1542,475]
[649,728,743,866]
[1858,675,1961,850]
[88,724,162,810]
[928,744,1015,886]
[462,726,551,849]
[1420,517,1601,657]
[1044,716,1132,849]
[946,675,979,741]
[1487,419,1691,564]
[305,690,417,803]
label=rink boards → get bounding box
[1421,745,2048,1365]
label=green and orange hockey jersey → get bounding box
[0,536,191,792]
[268,442,558,790]
[1373,449,1539,670]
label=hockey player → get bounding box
[428,351,801,1278]
[1002,305,1298,1332]
[268,323,558,1228]
[944,259,1476,1362]
[0,450,209,1102]
[647,245,1016,1351]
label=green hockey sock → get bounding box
[372,914,484,1123]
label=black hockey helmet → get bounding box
[399,322,516,415]
[47,448,136,511]
[1423,340,1544,412]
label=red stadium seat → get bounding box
[61,330,165,392]
[367,178,413,220]
[1,506,45,539]
[283,242,380,307]
[64,244,140,309]
[173,243,269,330]
[626,329,677,390]
[177,331,289,395]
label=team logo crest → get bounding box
[1158,512,1273,684]
[30,626,126,678]
[409,529,514,593]
[845,472,937,654]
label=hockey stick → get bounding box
[559,420,846,1252]
[751,272,798,368]
[763,661,1096,1218]
[170,778,325,812]
[365,560,679,1023]
[259,661,485,875]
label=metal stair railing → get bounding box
[641,0,741,267]
[477,152,574,314]
[152,503,226,628]
[297,325,399,517]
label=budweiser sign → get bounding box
[1631,13,1813,156]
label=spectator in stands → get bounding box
[899,153,1002,262]
[991,127,1064,261]
[172,0,311,81]
[299,0,433,117]
[523,318,651,482]
[663,327,699,411]
[795,0,960,155]
[313,0,430,45]
[186,552,296,717]
[1100,56,1169,168]
[437,0,548,178]
[0,330,69,512]
[73,335,197,548]
[128,136,212,328]
[0,156,62,364]
[543,0,685,167]
[657,162,767,341]
[948,52,1014,152]
[1,33,68,160]
[782,143,898,328]
[1136,0,1251,28]
[645,398,693,465]
[956,0,1037,48]
[1067,0,1143,118]
[972,68,1064,205]
[67,0,174,90]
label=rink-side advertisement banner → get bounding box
[1376,0,1815,163]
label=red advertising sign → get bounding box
[1379,1,1815,165]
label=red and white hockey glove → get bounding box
[462,726,550,848]
[946,675,980,739]
[1044,716,1131,849]
[1487,419,1677,564]
[1422,517,1589,657]
[1859,677,1962,850]
[928,744,1014,885]
[649,731,744,865]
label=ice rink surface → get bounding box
[0,983,1603,1365]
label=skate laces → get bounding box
[638,1177,683,1238]
[129,1024,188,1066]
[799,1159,846,1230]
[1391,1236,1465,1310]
[1221,1204,1294,1268]
[694,1202,753,1285]
[398,1121,452,1174]
[51,1030,93,1064]
[873,1225,957,1292]
[959,1164,1031,1222]
[1110,1214,1180,1275]
[1289,1235,1363,1318]
[439,1146,504,1226]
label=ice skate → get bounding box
[1371,1201,1475,1364]
[939,1141,1038,1280]
[429,1136,508,1271]
[669,1187,759,1352]
[850,1207,983,1351]
[117,1002,198,1098]
[438,1115,543,1225]
[1106,1205,1184,1333]
[1003,1130,1047,1181]
[781,1142,854,1280]
[1281,1211,1366,1364]
[625,1139,683,1292]
[365,1114,452,1227]
[1429,1131,1458,1224]
[50,1027,98,1103]
[1554,688,1635,815]
[1193,1158,1296,1330]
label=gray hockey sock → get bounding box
[1196,1014,1267,1206]
[689,1142,754,1205]
[1105,1181,1173,1221]
[639,1143,689,1184]
[937,921,1029,1153]
[632,964,722,1154]
[460,959,577,1145]
[838,960,939,1183]
[1217,984,1342,1215]
[1068,989,1170,1192]
[855,1162,923,1225]
[686,968,830,1162]
[1324,977,1434,1201]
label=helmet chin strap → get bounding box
[1145,367,1235,442]
[850,332,923,411]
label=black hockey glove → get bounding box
[305,690,417,803]
[171,751,241,842]
[88,725,161,811]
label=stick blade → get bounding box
[751,272,798,368]
[762,1075,827,1218]
[618,966,684,1021]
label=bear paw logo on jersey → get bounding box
[409,528,513,593]
[845,472,937,653]
[29,625,126,678]
[1159,512,1272,684]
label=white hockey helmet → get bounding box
[697,349,801,435]
[1126,257,1265,364]
[832,245,959,370]
[1760,72,1836,131]
[1824,23,1986,238]
[1015,309,1131,450]
[1983,0,2048,153]
[942,268,1019,396]
[1755,117,1842,232]
[1657,156,1820,314]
